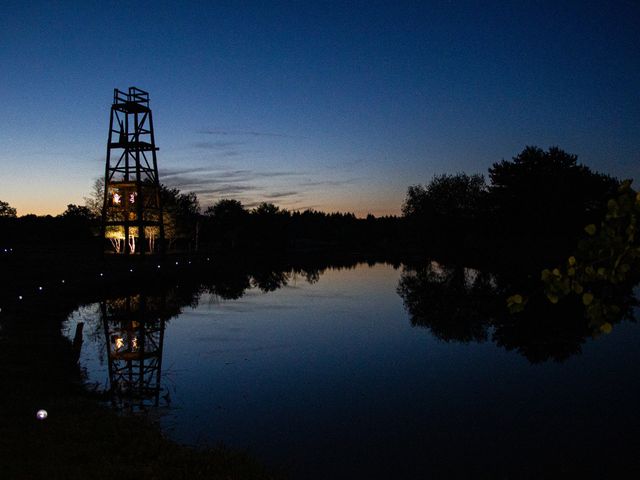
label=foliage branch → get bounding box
[508,180,640,333]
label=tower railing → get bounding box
[113,87,149,104]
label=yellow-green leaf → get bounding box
[511,294,523,304]
[568,256,576,266]
[619,179,632,192]
[547,293,559,304]
[585,224,596,236]
[583,293,594,306]
[600,323,613,334]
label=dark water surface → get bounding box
[63,262,640,478]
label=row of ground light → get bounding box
[0,251,215,314]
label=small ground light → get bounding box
[157,265,161,268]
[61,279,65,283]
[129,269,133,272]
[100,273,104,277]
[36,409,48,420]
[18,295,23,300]
[38,286,43,291]
[175,261,179,265]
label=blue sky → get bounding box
[1,1,638,216]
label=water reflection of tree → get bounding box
[199,259,352,299]
[250,269,291,292]
[492,301,590,363]
[397,262,635,363]
[249,267,326,291]
[398,262,498,343]
[293,266,321,284]
[204,269,252,299]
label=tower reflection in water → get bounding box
[101,294,168,413]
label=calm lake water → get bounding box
[63,262,640,478]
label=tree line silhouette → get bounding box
[1,188,403,256]
[0,145,624,267]
[402,146,619,269]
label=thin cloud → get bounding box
[188,184,260,195]
[216,169,252,178]
[193,140,245,149]
[162,169,302,188]
[264,191,299,199]
[257,171,302,178]
[199,129,296,138]
[220,150,242,157]
[161,168,308,203]
[324,158,366,170]
[293,204,322,211]
[300,178,358,187]
[159,166,328,209]
[160,166,213,177]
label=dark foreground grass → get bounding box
[1,393,278,480]
[0,279,283,480]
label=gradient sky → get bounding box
[1,1,639,217]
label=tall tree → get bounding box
[0,200,17,218]
[402,173,487,251]
[203,199,248,248]
[83,178,104,218]
[488,146,618,263]
[402,173,486,219]
[251,202,291,248]
[204,199,247,221]
[161,186,200,251]
[61,204,95,220]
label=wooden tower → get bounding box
[101,87,164,254]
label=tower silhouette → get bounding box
[101,87,164,254]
